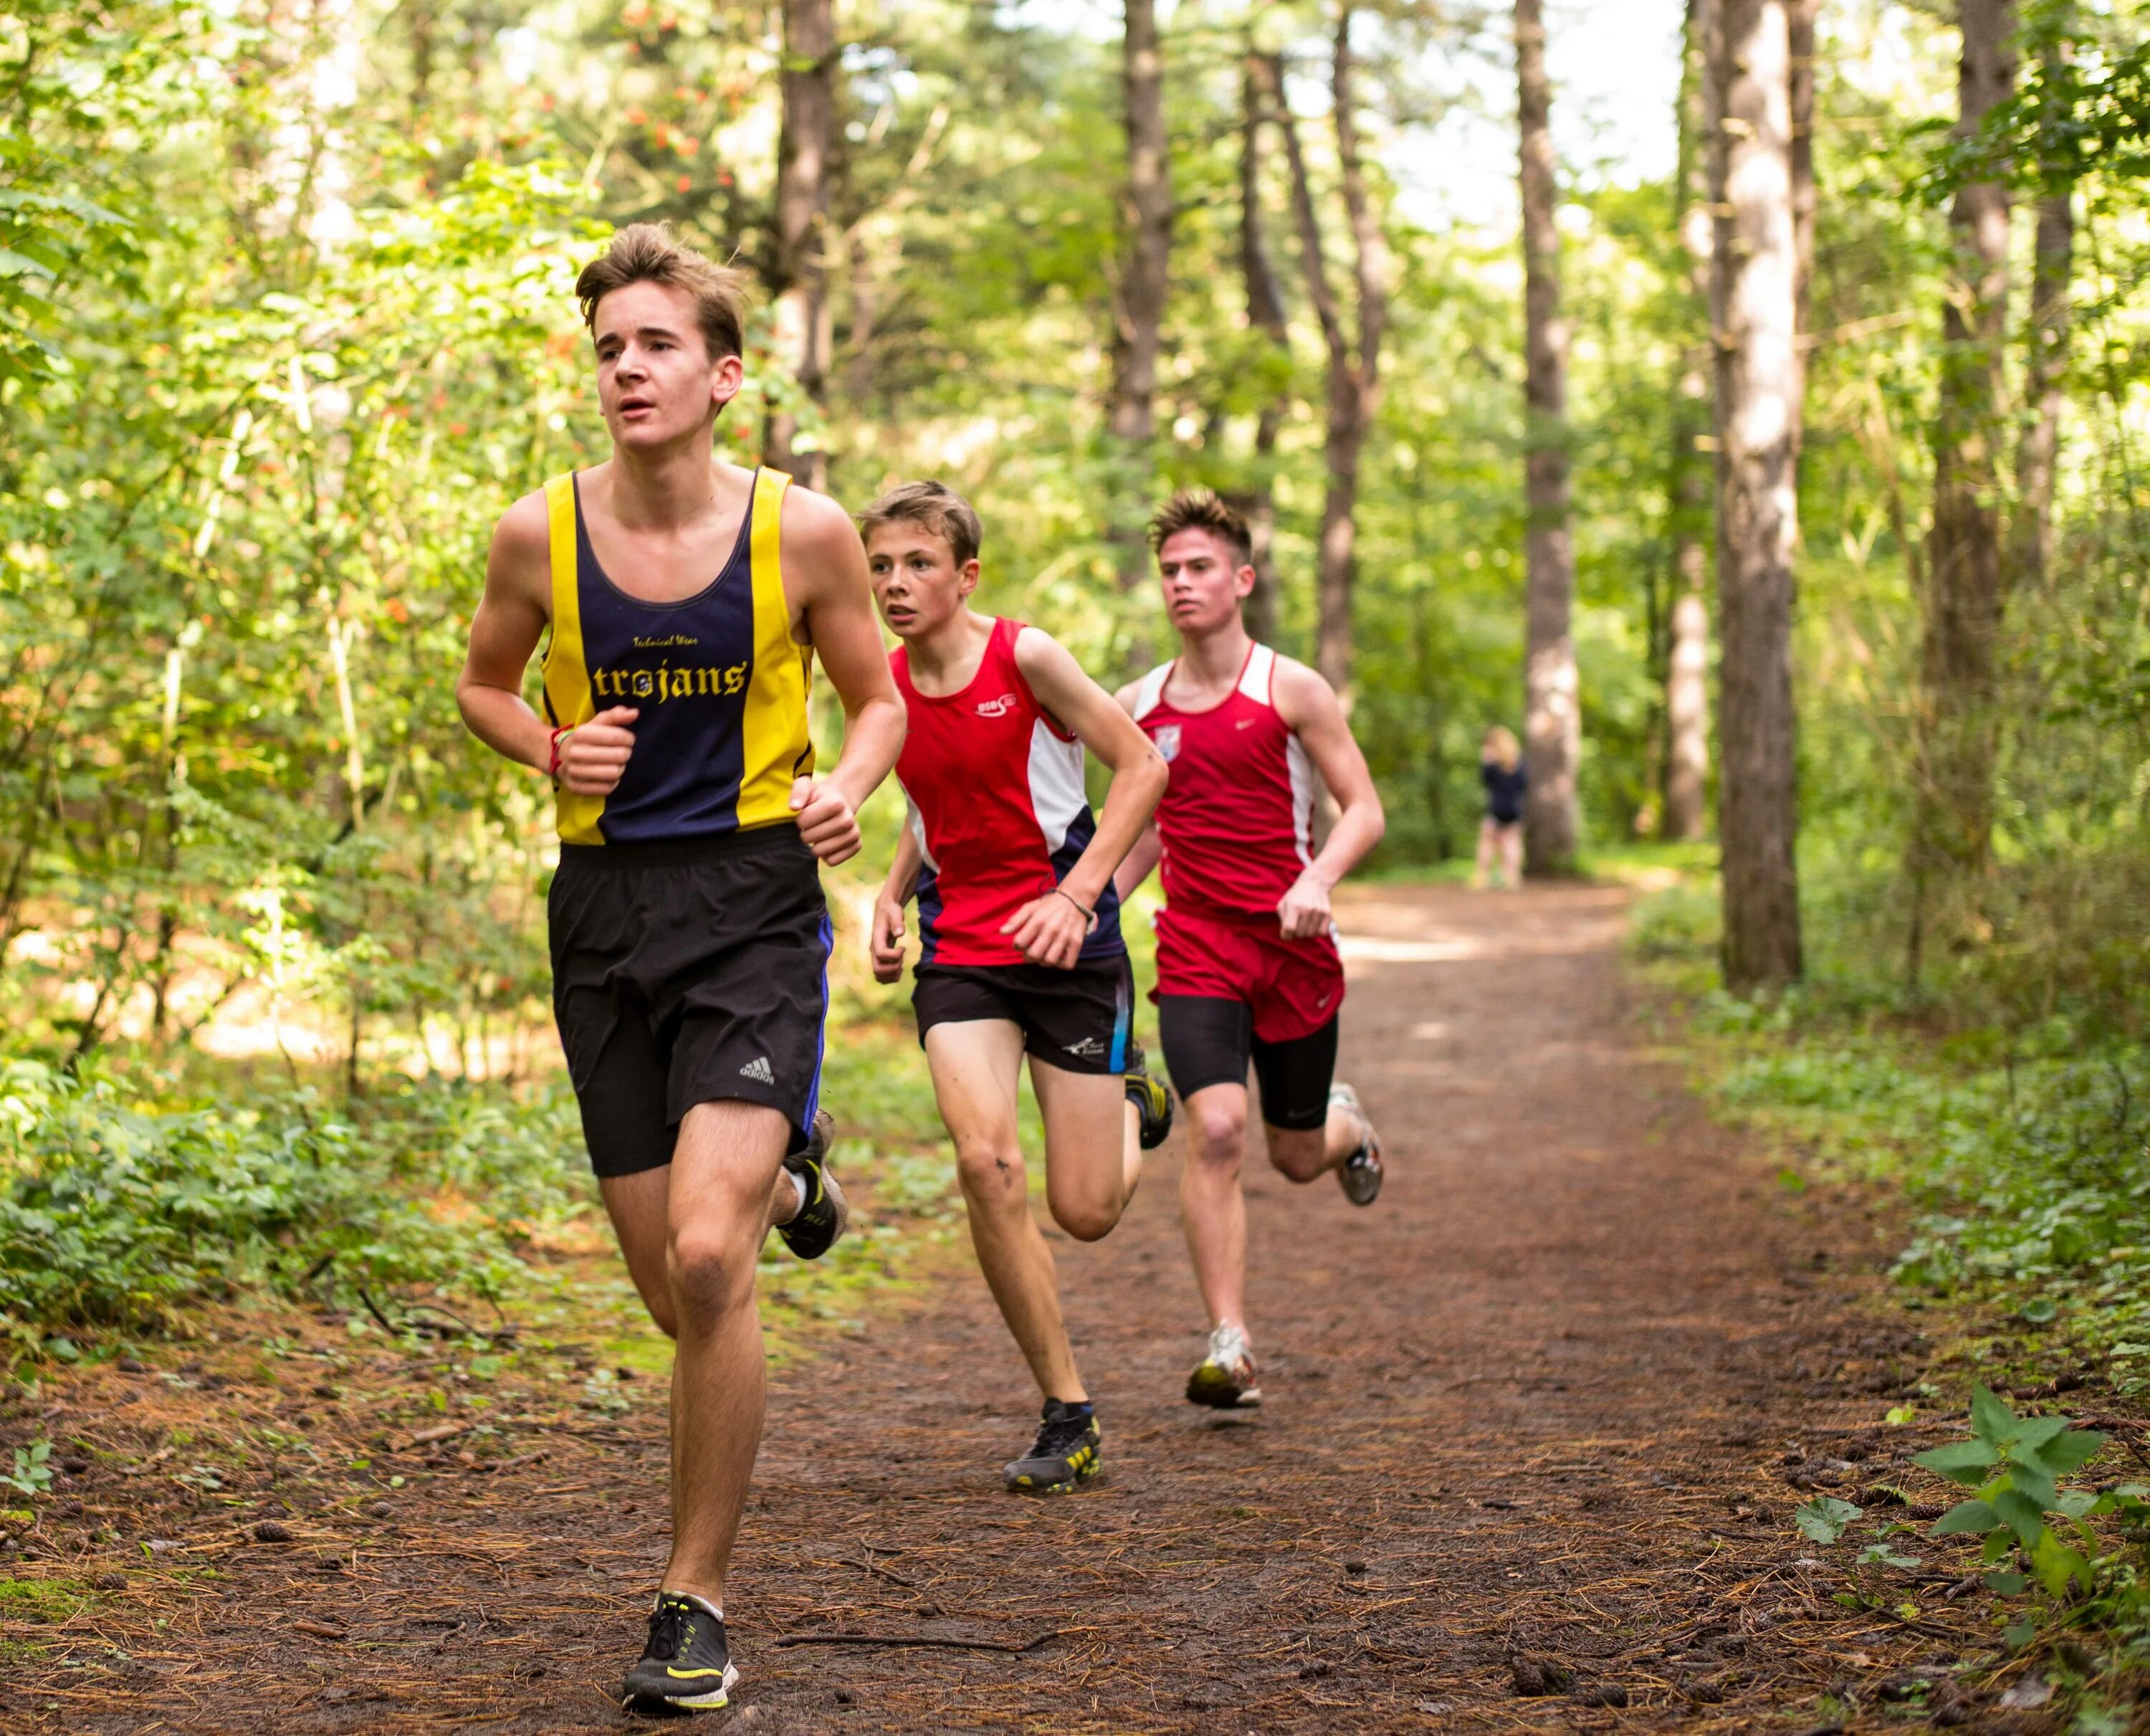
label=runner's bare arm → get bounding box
[783,487,907,866]
[1107,677,1165,905]
[1000,629,1169,969]
[871,820,923,984]
[1271,658,1386,940]
[456,490,639,796]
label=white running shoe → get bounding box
[1185,1322,1262,1409]
[1330,1082,1383,1207]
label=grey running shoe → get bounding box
[1185,1322,1262,1409]
[776,1110,848,1259]
[1331,1082,1383,1207]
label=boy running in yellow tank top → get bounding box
[456,224,903,1715]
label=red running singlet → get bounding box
[892,617,1124,968]
[1130,642,1316,921]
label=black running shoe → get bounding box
[1003,1398,1102,1495]
[775,1110,848,1260]
[621,1590,737,1714]
[1125,1043,1175,1151]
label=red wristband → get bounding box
[547,725,570,781]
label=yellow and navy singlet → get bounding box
[540,467,814,846]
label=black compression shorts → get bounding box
[548,828,831,1178]
[912,956,1134,1075]
[1157,995,1337,1131]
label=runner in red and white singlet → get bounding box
[893,614,1127,972]
[1114,488,1388,1413]
[862,482,1171,1497]
[1129,640,1342,1043]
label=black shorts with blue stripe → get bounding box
[912,955,1133,1075]
[548,826,830,1178]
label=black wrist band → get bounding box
[1052,887,1096,922]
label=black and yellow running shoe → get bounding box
[1124,1044,1175,1151]
[621,1590,737,1715]
[1003,1398,1102,1495]
[775,1110,848,1260]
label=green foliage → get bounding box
[1796,1494,1863,1544]
[1916,1386,2115,1598]
[3,1439,50,1497]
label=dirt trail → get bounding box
[8,884,1992,1732]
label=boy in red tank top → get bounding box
[1114,489,1387,1411]
[861,482,1172,1494]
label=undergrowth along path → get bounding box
[6,884,2020,1730]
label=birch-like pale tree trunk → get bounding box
[1713,0,1803,990]
[1516,0,1578,872]
[1663,0,1718,843]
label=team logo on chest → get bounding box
[1152,724,1182,763]
[975,693,1021,718]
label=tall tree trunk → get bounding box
[766,0,834,487]
[1713,0,1803,991]
[1110,0,1173,593]
[1235,51,1291,646]
[2011,34,2073,593]
[1910,0,2016,966]
[1261,19,1385,698]
[1663,0,1718,843]
[1516,0,1578,872]
[1788,0,1817,408]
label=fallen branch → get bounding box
[773,1631,1061,1655]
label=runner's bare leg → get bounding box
[602,1153,801,1342]
[1182,1081,1252,1330]
[654,1098,790,1609]
[927,1021,1086,1402]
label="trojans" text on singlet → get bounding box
[540,467,814,845]
[892,616,1124,968]
[1132,642,1315,920]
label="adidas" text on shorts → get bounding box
[548,827,831,1178]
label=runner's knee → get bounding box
[1047,1189,1122,1244]
[666,1221,757,1322]
[952,1134,1026,1206]
[1190,1098,1247,1167]
[1264,1127,1329,1183]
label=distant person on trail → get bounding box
[863,480,1174,1497]
[1113,488,1386,1413]
[454,223,903,1716]
[1475,725,1526,890]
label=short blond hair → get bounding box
[1147,487,1251,563]
[858,480,983,568]
[575,223,750,361]
[1483,725,1521,772]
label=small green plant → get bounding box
[4,1440,51,1497]
[1917,1386,2119,1598]
[1795,1494,1862,1544]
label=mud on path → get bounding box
[6,884,2005,1731]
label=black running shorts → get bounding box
[548,828,831,1178]
[1157,994,1337,1131]
[912,956,1134,1075]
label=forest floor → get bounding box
[0,882,2091,1732]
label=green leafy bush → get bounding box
[0,1059,589,1348]
[1918,1386,2118,1598]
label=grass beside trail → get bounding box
[1630,872,2150,1401]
